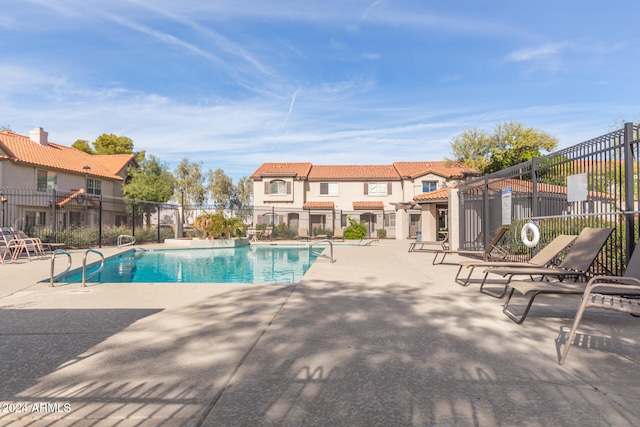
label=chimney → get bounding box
[29,127,48,146]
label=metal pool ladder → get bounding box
[50,249,72,287]
[82,249,105,286]
[117,234,136,248]
[309,239,336,263]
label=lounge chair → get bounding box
[247,227,258,242]
[408,233,449,252]
[559,245,640,364]
[490,227,614,323]
[0,239,10,264]
[423,225,509,265]
[3,228,46,261]
[297,228,310,241]
[454,234,578,288]
[332,228,344,241]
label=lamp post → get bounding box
[1,194,7,228]
[83,165,90,226]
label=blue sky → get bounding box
[1,1,639,182]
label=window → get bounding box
[87,178,102,195]
[37,170,57,191]
[320,182,338,196]
[265,180,290,195]
[422,181,438,193]
[385,213,396,227]
[366,182,390,196]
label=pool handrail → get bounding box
[117,234,136,248]
[82,249,105,287]
[310,239,336,263]
[49,249,72,287]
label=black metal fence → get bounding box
[184,205,398,239]
[0,188,179,248]
[457,123,640,276]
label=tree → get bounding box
[449,128,493,172]
[92,133,134,155]
[173,158,206,222]
[235,176,253,221]
[123,155,175,226]
[72,139,93,154]
[207,168,237,210]
[1,125,13,132]
[449,121,559,174]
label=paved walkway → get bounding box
[0,240,638,426]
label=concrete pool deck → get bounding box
[0,240,638,426]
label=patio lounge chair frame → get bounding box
[496,227,614,323]
[454,234,578,287]
[477,227,614,300]
[558,243,640,363]
[424,225,509,265]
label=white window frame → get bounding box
[87,178,102,195]
[422,181,438,193]
[368,182,388,196]
[269,180,286,195]
[320,182,339,196]
[37,170,57,191]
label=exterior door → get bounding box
[409,213,421,238]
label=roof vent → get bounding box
[29,127,48,146]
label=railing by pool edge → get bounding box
[117,234,136,248]
[309,239,336,263]
[49,249,72,287]
[82,249,105,287]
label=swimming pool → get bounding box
[58,246,319,284]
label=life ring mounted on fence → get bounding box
[520,222,540,248]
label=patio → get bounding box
[0,240,638,426]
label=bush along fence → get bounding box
[0,188,179,248]
[457,123,640,276]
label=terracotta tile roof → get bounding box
[414,187,455,202]
[308,165,400,180]
[302,201,334,209]
[0,131,133,181]
[93,154,137,176]
[56,189,100,208]
[251,162,313,179]
[352,201,385,209]
[393,161,478,179]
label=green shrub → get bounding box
[274,223,296,240]
[376,228,387,239]
[344,218,367,240]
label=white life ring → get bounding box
[521,222,540,248]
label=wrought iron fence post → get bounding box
[99,194,103,248]
[51,189,57,242]
[624,122,635,261]
[483,175,490,249]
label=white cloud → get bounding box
[505,42,570,62]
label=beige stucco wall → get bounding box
[306,180,404,211]
[0,161,123,197]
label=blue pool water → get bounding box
[58,246,319,284]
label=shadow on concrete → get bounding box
[1,279,639,426]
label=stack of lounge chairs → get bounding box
[420,223,640,364]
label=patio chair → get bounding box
[423,225,509,265]
[0,239,10,264]
[5,228,46,261]
[297,228,310,241]
[454,234,578,288]
[408,232,449,252]
[491,227,614,323]
[247,227,258,242]
[261,226,273,241]
[558,243,640,364]
[332,228,344,241]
